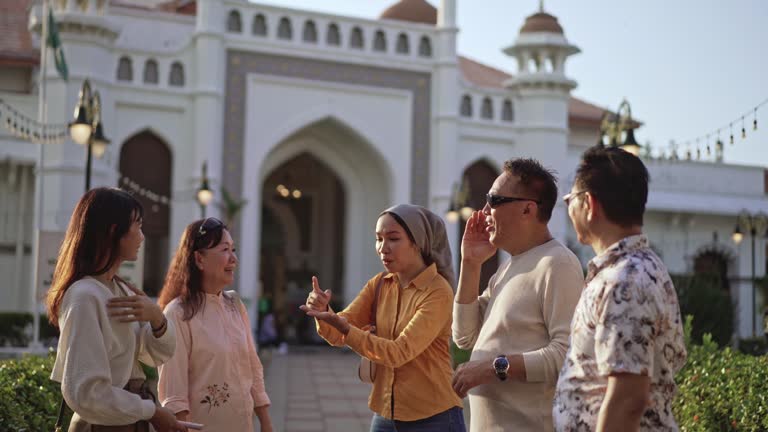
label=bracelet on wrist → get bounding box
[151,317,167,333]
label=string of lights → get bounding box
[1,98,171,206]
[653,97,766,162]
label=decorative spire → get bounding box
[539,0,544,12]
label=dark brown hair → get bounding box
[157,218,229,320]
[46,188,144,327]
[575,145,649,227]
[503,158,558,222]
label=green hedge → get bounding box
[0,313,59,347]
[673,317,768,431]
[0,353,69,432]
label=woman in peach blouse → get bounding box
[157,218,273,432]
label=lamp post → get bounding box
[196,161,213,218]
[69,79,110,192]
[445,178,473,223]
[598,99,641,156]
[732,210,768,336]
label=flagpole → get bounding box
[30,0,50,349]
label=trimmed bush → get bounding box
[0,353,69,431]
[672,274,734,346]
[673,316,768,431]
[0,313,59,347]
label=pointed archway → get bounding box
[119,130,172,296]
[460,160,500,292]
[243,117,391,343]
[260,153,345,343]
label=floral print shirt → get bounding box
[553,235,687,431]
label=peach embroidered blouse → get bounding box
[158,291,270,432]
[317,264,463,421]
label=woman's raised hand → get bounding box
[107,283,165,329]
[299,277,350,334]
[301,276,331,312]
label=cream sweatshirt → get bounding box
[51,277,176,426]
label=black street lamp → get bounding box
[196,161,213,218]
[598,99,641,156]
[732,210,768,337]
[445,178,473,223]
[69,79,110,192]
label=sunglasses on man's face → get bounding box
[197,217,224,238]
[562,190,588,207]
[485,193,541,209]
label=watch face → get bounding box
[493,356,509,372]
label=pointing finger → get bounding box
[312,276,323,294]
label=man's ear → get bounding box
[585,192,598,222]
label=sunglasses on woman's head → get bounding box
[197,217,224,238]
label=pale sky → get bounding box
[254,0,768,168]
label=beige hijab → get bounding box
[381,204,455,287]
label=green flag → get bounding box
[47,8,68,81]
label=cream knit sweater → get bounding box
[51,277,176,427]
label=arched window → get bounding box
[302,20,317,43]
[169,62,184,87]
[277,17,292,40]
[373,30,387,52]
[326,23,341,46]
[143,59,158,84]
[252,13,267,36]
[350,27,364,49]
[226,10,242,33]
[396,33,409,54]
[116,56,132,82]
[502,99,514,122]
[481,97,493,120]
[418,36,432,58]
[460,94,472,117]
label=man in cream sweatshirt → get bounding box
[452,158,584,432]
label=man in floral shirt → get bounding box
[554,146,687,431]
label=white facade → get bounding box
[0,0,766,340]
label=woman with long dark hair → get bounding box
[48,187,186,432]
[157,218,272,432]
[301,204,466,432]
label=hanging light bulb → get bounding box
[754,110,758,131]
[729,123,734,144]
[741,117,746,139]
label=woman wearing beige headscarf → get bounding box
[300,204,466,432]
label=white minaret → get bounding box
[502,4,580,241]
[432,0,462,261]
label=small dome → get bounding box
[379,0,437,25]
[519,12,564,34]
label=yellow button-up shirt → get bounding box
[318,263,462,421]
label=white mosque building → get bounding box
[0,0,766,342]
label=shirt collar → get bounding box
[587,234,649,277]
[383,263,438,290]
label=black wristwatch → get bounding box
[492,355,510,381]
